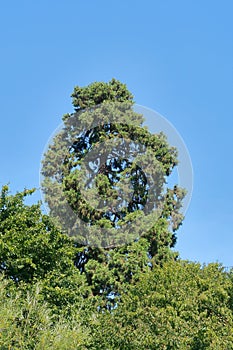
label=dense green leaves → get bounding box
[1,257,233,349]
[1,79,233,349]
[0,186,77,283]
[41,79,184,291]
[0,278,91,349]
[88,261,233,349]
[0,188,233,348]
[71,78,134,111]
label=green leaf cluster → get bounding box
[91,261,233,349]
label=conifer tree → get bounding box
[41,79,185,302]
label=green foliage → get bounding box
[71,78,134,111]
[0,278,90,349]
[88,261,233,349]
[0,185,90,316]
[0,187,233,349]
[41,79,185,301]
[1,261,232,349]
[0,186,77,283]
[1,79,232,348]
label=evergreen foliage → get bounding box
[41,79,185,300]
[0,80,232,349]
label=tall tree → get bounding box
[41,78,185,303]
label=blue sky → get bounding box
[0,1,232,266]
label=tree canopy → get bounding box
[40,79,185,300]
[0,79,232,349]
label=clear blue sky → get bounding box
[0,1,232,266]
